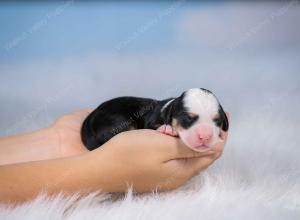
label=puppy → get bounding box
[81,88,228,152]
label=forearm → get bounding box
[0,129,227,204]
[0,128,61,165]
[0,149,117,204]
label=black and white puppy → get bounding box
[81,88,229,152]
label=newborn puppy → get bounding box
[81,88,228,152]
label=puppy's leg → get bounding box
[157,124,178,137]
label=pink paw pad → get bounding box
[157,124,178,137]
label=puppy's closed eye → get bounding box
[178,112,199,128]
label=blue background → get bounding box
[0,1,299,135]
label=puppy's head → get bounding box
[161,88,228,152]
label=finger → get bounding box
[165,128,228,162]
[134,130,213,160]
[164,154,216,179]
[202,131,228,164]
[220,129,228,145]
[77,108,93,115]
[161,137,216,162]
[225,112,230,122]
[71,109,93,120]
[191,154,217,175]
[84,108,93,113]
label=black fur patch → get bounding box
[81,97,158,150]
[213,104,229,132]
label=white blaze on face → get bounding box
[178,88,222,151]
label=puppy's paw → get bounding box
[157,124,178,137]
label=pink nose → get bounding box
[197,125,213,144]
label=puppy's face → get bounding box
[162,88,228,152]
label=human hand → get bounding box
[89,127,228,193]
[50,109,92,157]
[50,109,229,193]
[0,109,228,203]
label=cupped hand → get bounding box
[50,109,229,192]
[90,128,228,193]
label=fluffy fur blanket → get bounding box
[1,108,299,220]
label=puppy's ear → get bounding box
[219,104,229,131]
[200,88,213,94]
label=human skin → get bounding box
[0,110,92,165]
[0,109,229,204]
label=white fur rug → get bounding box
[1,105,300,220]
